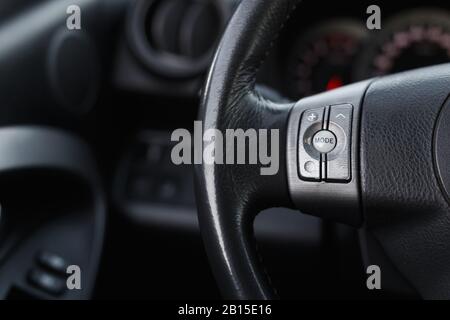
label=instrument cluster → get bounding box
[284,8,450,99]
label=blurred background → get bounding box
[0,0,448,299]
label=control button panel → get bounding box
[312,130,337,154]
[298,104,353,182]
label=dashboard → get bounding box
[258,2,450,100]
[115,1,450,103]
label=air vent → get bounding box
[128,0,228,79]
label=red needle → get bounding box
[326,75,344,91]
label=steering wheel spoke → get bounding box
[286,80,371,226]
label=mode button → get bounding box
[312,130,336,154]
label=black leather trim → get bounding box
[361,64,450,299]
[195,0,300,300]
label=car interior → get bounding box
[0,0,449,301]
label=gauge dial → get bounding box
[356,9,450,79]
[286,21,367,99]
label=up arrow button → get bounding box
[327,104,353,182]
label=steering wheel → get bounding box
[195,0,450,299]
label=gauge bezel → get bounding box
[354,8,450,80]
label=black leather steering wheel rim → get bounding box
[195,0,300,300]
